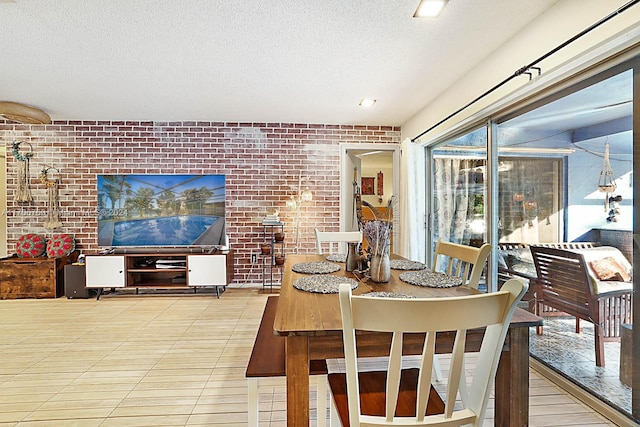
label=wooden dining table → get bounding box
[273,254,543,427]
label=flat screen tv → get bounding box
[97,174,226,248]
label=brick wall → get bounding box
[1,120,400,284]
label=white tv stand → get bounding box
[85,250,234,299]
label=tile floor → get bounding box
[529,315,632,417]
[0,285,624,426]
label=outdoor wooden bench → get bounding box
[497,242,598,313]
[530,246,633,367]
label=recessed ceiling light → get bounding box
[414,0,448,18]
[359,99,376,107]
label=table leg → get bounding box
[286,335,310,426]
[495,327,530,426]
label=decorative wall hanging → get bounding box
[11,141,34,202]
[377,171,384,203]
[41,166,63,229]
[361,177,375,195]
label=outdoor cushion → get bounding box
[589,256,631,282]
[573,246,633,294]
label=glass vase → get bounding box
[369,252,391,283]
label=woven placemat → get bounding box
[389,259,427,270]
[292,261,341,274]
[293,275,358,294]
[399,270,463,288]
[326,253,347,263]
[362,292,415,299]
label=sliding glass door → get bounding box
[496,65,634,418]
[425,56,638,421]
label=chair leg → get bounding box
[315,375,328,427]
[432,354,443,381]
[536,301,544,335]
[595,326,605,367]
[248,378,259,427]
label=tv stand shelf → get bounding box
[86,250,234,299]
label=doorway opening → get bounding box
[340,144,400,251]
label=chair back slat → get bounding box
[416,331,436,421]
[314,228,362,254]
[433,240,491,289]
[337,278,527,426]
[445,330,466,418]
[386,333,403,422]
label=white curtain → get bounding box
[433,158,488,246]
[398,138,426,262]
[433,158,470,244]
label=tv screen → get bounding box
[97,174,226,247]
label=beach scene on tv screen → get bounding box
[97,174,226,247]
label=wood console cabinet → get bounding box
[0,253,77,299]
[85,250,234,298]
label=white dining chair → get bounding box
[431,240,492,383]
[432,239,492,289]
[328,278,527,427]
[314,228,362,255]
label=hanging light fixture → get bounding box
[597,142,617,212]
[597,143,616,193]
[0,101,51,124]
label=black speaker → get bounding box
[64,264,89,299]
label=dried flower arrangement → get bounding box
[363,220,391,256]
[361,195,395,257]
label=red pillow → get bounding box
[16,233,46,258]
[46,234,76,258]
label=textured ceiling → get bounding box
[0,0,560,125]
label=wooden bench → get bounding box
[497,242,597,284]
[530,246,633,367]
[246,296,328,426]
[497,242,597,313]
